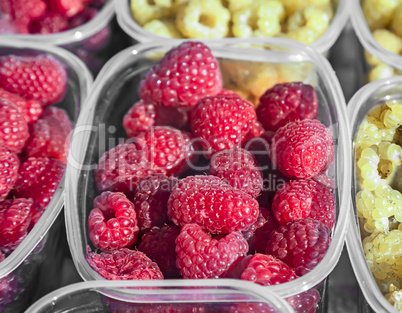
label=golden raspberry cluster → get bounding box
[130,0,335,45]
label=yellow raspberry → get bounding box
[283,6,331,44]
[281,0,331,16]
[143,18,183,38]
[368,63,396,82]
[391,4,402,37]
[365,29,402,66]
[131,0,173,26]
[224,0,253,12]
[385,283,402,311]
[362,0,401,31]
[176,0,230,38]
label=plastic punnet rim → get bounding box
[350,0,402,71]
[346,76,402,313]
[115,0,349,54]
[0,1,114,46]
[65,37,351,299]
[0,40,93,279]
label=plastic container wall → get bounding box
[26,280,296,313]
[0,40,92,313]
[0,1,131,75]
[350,0,402,83]
[65,38,351,310]
[346,76,402,313]
[115,0,349,55]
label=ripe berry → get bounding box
[240,254,298,286]
[0,0,46,31]
[29,12,69,34]
[256,82,318,132]
[13,157,65,208]
[175,224,248,279]
[49,0,85,18]
[191,94,259,155]
[0,54,67,106]
[0,251,18,305]
[94,142,165,196]
[25,107,73,164]
[132,174,177,231]
[86,248,164,280]
[168,175,259,234]
[137,225,181,279]
[0,146,19,201]
[270,119,335,179]
[266,218,331,276]
[286,288,320,313]
[88,191,139,251]
[0,99,29,153]
[272,179,336,229]
[139,41,222,107]
[0,88,43,124]
[210,148,263,198]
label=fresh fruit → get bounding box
[49,0,85,18]
[210,148,263,198]
[266,218,331,276]
[94,142,165,196]
[13,157,65,208]
[270,119,335,179]
[240,253,298,286]
[286,288,321,313]
[86,248,164,280]
[168,175,259,234]
[272,179,336,229]
[0,146,19,201]
[190,94,259,154]
[139,41,222,107]
[0,99,29,153]
[29,12,69,34]
[137,225,181,279]
[0,54,67,106]
[175,223,248,278]
[88,191,139,251]
[256,82,318,132]
[132,174,177,231]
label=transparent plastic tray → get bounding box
[0,40,92,313]
[346,76,402,313]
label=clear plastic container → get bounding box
[25,279,295,313]
[115,0,349,55]
[0,1,131,75]
[350,0,402,83]
[0,40,92,313]
[346,76,402,313]
[65,38,351,311]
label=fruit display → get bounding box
[129,0,336,45]
[357,0,402,82]
[72,40,347,313]
[0,44,91,313]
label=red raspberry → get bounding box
[25,107,73,164]
[241,121,265,146]
[0,14,18,34]
[221,255,253,279]
[191,94,259,155]
[244,130,275,169]
[13,157,65,208]
[312,173,335,191]
[132,174,177,231]
[0,54,67,106]
[0,251,18,305]
[0,0,46,31]
[136,127,193,176]
[0,99,29,153]
[240,253,298,286]
[270,119,335,179]
[272,179,336,229]
[256,82,318,132]
[123,101,189,137]
[0,146,19,201]
[241,207,269,241]
[86,248,164,280]
[49,0,85,18]
[0,88,43,124]
[88,191,139,251]
[229,302,278,313]
[266,218,331,276]
[137,225,181,279]
[29,12,69,34]
[168,175,259,234]
[245,208,279,254]
[210,148,263,198]
[139,41,222,108]
[68,7,97,28]
[94,142,165,196]
[175,224,248,278]
[286,288,320,313]
[0,198,42,253]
